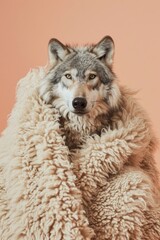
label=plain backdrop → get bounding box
[0,0,160,170]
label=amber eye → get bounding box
[65,73,72,79]
[89,74,97,80]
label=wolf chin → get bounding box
[39,36,160,239]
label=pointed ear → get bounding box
[48,38,69,66]
[92,36,115,67]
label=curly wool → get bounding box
[69,87,160,239]
[0,68,160,240]
[0,68,94,240]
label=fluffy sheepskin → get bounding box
[0,68,94,240]
[0,67,160,240]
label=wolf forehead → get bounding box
[53,51,111,77]
[47,36,116,83]
[65,50,99,71]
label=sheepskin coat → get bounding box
[0,68,94,240]
[0,67,160,240]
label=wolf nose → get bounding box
[72,97,87,110]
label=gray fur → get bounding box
[49,52,115,85]
[40,36,120,118]
[48,37,116,85]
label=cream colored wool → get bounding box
[0,67,160,240]
[0,68,94,240]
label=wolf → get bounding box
[39,36,160,239]
[40,36,120,149]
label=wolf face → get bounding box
[40,36,121,119]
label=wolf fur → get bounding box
[0,36,160,239]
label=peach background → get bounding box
[0,0,160,170]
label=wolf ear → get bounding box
[48,38,69,66]
[92,36,115,67]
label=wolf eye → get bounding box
[89,74,97,80]
[65,74,72,79]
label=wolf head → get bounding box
[40,36,121,119]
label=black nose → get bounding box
[72,97,87,110]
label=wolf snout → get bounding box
[72,97,87,111]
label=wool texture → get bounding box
[0,68,94,240]
[0,67,160,240]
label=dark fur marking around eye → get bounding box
[99,69,113,85]
[49,65,68,84]
[50,75,61,84]
[93,64,114,85]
